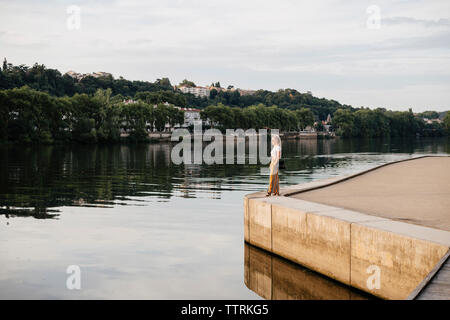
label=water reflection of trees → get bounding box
[0,137,448,218]
[0,207,60,219]
[0,142,266,216]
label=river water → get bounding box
[0,138,448,299]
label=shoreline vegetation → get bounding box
[0,59,449,145]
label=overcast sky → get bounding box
[1,0,449,112]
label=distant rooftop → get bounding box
[65,71,112,80]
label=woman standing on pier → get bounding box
[266,135,281,196]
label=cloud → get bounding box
[383,17,450,28]
[0,0,449,111]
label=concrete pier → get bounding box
[244,156,450,300]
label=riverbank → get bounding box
[1,130,330,145]
[244,156,450,299]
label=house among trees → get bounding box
[179,108,202,127]
[65,70,112,81]
[323,114,332,132]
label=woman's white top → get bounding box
[270,145,281,174]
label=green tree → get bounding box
[4,86,55,143]
[94,89,121,142]
[332,109,355,137]
[153,103,169,132]
[121,101,152,140]
[231,107,246,129]
[200,103,233,129]
[72,118,97,143]
[0,90,8,141]
[179,79,196,87]
[354,109,376,137]
[167,105,184,128]
[314,121,324,132]
[444,112,450,135]
[154,78,172,90]
[417,111,439,119]
[295,108,314,130]
[209,88,218,99]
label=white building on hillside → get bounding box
[177,86,210,98]
[65,71,84,80]
[91,71,112,78]
[65,71,112,80]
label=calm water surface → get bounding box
[0,138,449,299]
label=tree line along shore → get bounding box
[0,60,449,144]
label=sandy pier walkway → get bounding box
[292,157,450,231]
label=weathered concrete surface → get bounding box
[244,197,249,242]
[244,156,450,300]
[416,254,450,300]
[293,156,450,231]
[272,202,352,284]
[248,199,272,251]
[244,243,372,300]
[351,221,448,299]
